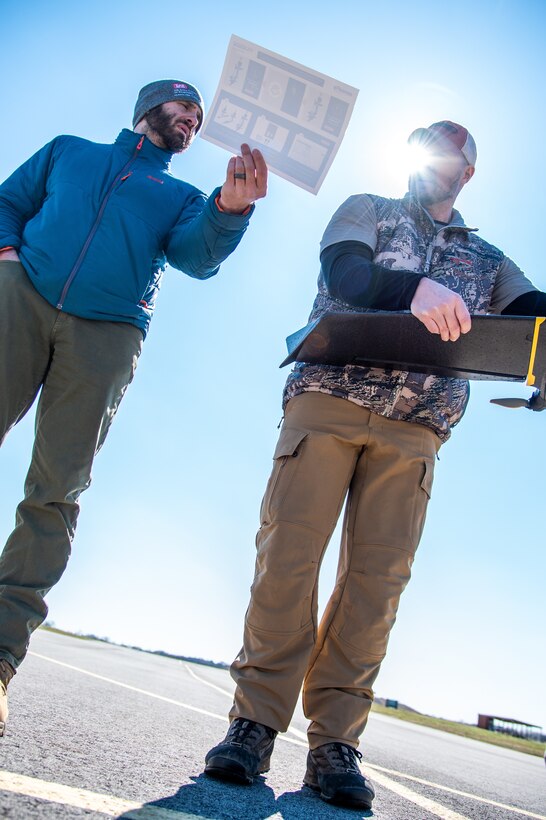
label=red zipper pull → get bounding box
[137,136,144,150]
[120,172,132,182]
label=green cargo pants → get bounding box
[0,262,142,668]
[230,390,441,749]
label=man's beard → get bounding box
[409,171,462,207]
[146,106,194,153]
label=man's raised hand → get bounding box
[218,143,268,214]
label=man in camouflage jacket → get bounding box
[204,121,546,809]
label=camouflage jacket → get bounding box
[283,193,505,441]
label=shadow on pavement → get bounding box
[116,773,373,819]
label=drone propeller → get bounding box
[490,397,529,409]
[490,390,546,411]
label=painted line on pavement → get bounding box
[366,768,469,820]
[27,651,303,749]
[367,764,546,820]
[185,661,546,820]
[183,662,233,698]
[0,770,205,818]
[29,651,230,723]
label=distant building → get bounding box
[477,714,543,741]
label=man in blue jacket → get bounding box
[0,79,267,736]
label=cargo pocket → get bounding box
[259,427,308,525]
[420,458,434,499]
[413,457,435,544]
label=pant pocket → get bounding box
[412,457,435,543]
[259,427,308,525]
[420,458,434,499]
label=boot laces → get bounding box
[323,742,363,773]
[227,719,275,747]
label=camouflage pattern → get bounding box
[283,194,505,441]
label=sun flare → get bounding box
[374,134,432,190]
[405,142,431,173]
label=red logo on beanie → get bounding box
[173,83,188,89]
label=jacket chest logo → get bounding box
[445,255,473,267]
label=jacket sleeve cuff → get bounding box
[208,187,254,228]
[215,194,251,217]
[0,235,21,250]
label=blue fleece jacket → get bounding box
[0,129,253,336]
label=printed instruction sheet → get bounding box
[200,36,359,195]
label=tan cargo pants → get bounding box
[0,261,142,668]
[230,390,441,748]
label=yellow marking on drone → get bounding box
[526,316,546,386]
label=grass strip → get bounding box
[372,703,545,757]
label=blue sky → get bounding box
[1,0,545,735]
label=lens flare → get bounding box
[406,142,431,174]
[375,131,435,189]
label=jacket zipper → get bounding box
[422,215,474,275]
[56,136,145,309]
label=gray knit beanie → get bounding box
[132,80,205,130]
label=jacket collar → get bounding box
[115,128,173,169]
[402,192,478,233]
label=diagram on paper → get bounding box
[201,36,359,194]
[214,98,253,134]
[251,116,289,152]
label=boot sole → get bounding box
[304,778,374,810]
[205,763,252,785]
[204,756,271,785]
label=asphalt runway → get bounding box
[0,630,544,819]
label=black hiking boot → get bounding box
[304,742,375,809]
[204,718,277,784]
